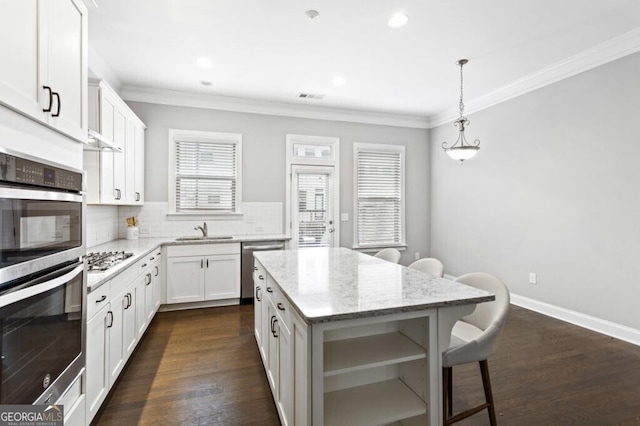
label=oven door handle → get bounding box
[0,186,83,202]
[0,262,83,309]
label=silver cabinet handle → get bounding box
[201,259,204,268]
[266,287,273,293]
[277,302,285,311]
[146,273,152,285]
[258,274,264,280]
[255,286,261,301]
[107,311,113,328]
[96,295,107,303]
[154,265,159,276]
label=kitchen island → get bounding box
[253,248,494,426]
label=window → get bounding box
[354,143,405,248]
[169,130,242,214]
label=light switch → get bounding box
[341,213,349,221]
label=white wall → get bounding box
[126,101,430,265]
[429,52,640,331]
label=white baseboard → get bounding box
[510,293,640,347]
[443,273,640,347]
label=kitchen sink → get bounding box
[175,236,234,241]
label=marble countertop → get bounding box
[255,247,495,324]
[86,234,289,291]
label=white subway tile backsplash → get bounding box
[116,202,283,239]
[86,205,119,248]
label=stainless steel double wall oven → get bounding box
[0,148,85,405]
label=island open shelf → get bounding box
[324,378,427,426]
[324,331,427,377]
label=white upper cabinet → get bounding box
[0,0,87,142]
[85,80,146,205]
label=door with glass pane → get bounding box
[291,166,336,249]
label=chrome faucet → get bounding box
[194,222,208,237]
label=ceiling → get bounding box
[88,0,640,124]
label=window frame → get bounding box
[168,129,243,216]
[353,142,406,250]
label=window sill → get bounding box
[352,244,408,253]
[166,212,243,221]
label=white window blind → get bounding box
[173,135,240,213]
[296,172,330,248]
[355,145,405,247]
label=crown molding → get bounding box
[119,86,431,129]
[88,45,123,93]
[430,27,640,128]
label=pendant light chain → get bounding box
[458,61,465,118]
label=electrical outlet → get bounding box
[139,227,149,235]
[529,272,537,285]
[415,252,420,260]
[341,213,349,221]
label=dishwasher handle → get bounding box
[243,243,285,251]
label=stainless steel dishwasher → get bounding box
[241,240,285,300]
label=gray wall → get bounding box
[127,101,430,265]
[429,52,640,330]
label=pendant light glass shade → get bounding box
[442,59,481,164]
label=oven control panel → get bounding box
[0,152,82,192]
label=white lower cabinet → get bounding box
[57,373,85,426]
[85,246,162,425]
[255,261,308,426]
[85,300,109,422]
[165,243,240,305]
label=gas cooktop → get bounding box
[86,251,134,272]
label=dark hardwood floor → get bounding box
[93,305,640,426]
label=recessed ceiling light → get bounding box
[200,80,212,86]
[196,56,213,69]
[388,12,408,28]
[332,76,346,86]
[305,10,320,20]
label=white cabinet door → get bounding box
[152,258,162,312]
[166,256,204,304]
[85,305,109,423]
[133,122,145,204]
[112,109,126,203]
[204,254,240,300]
[277,320,293,426]
[108,293,125,387]
[122,287,137,360]
[144,270,154,323]
[0,0,43,120]
[0,0,86,141]
[125,119,136,204]
[266,301,279,392]
[43,0,87,141]
[135,273,148,336]
[254,283,265,360]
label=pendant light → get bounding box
[441,59,480,163]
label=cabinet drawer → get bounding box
[88,283,110,319]
[265,279,291,332]
[139,249,160,272]
[166,243,240,258]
